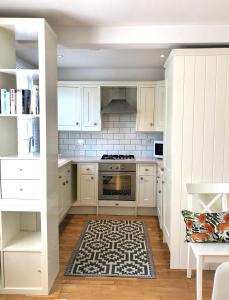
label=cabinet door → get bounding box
[154,85,165,131]
[80,174,96,205]
[58,86,81,131]
[65,164,72,211]
[136,86,155,132]
[58,168,65,220]
[156,170,163,229]
[138,175,156,207]
[82,86,101,131]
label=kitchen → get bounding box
[0,2,229,299]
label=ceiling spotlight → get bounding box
[160,54,165,58]
[58,54,63,58]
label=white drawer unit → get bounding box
[1,180,40,200]
[80,164,97,175]
[1,159,40,180]
[139,164,156,176]
[4,252,42,288]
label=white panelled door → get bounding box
[58,86,81,131]
[82,86,101,131]
[154,84,165,131]
[137,86,155,132]
[80,174,96,205]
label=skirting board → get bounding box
[68,206,157,216]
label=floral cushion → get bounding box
[181,210,229,242]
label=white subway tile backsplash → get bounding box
[58,113,163,158]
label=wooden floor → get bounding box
[0,215,214,300]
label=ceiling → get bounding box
[2,0,229,72]
[0,0,229,27]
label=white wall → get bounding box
[58,67,164,81]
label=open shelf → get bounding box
[3,232,41,252]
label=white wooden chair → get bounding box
[186,183,229,300]
[211,262,229,300]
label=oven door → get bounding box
[99,172,136,201]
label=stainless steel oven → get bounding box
[98,163,136,201]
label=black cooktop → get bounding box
[101,154,135,160]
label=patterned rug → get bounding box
[65,220,156,278]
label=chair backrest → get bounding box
[186,183,229,213]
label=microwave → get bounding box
[154,141,163,159]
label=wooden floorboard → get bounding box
[1,215,214,300]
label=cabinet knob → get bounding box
[19,168,23,171]
[150,123,154,126]
[161,167,164,171]
[66,180,68,184]
[68,170,70,173]
[94,122,97,126]
[37,269,42,273]
[158,190,161,194]
[115,203,119,206]
[157,176,160,179]
[63,182,66,186]
[91,176,94,180]
[59,175,62,179]
[140,177,144,180]
[145,168,149,171]
[86,168,90,171]
[156,180,158,183]
[19,188,23,191]
[76,122,79,126]
[162,180,165,184]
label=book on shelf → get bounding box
[0,88,39,115]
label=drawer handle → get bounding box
[115,203,119,206]
[63,182,66,186]
[91,177,94,180]
[19,168,23,171]
[37,269,42,273]
[158,190,162,194]
[94,122,97,126]
[162,181,165,184]
[150,123,153,126]
[157,176,160,179]
[66,180,68,184]
[86,168,90,171]
[140,177,144,180]
[19,188,23,191]
[161,167,164,171]
[76,122,79,126]
[59,176,62,179]
[145,169,149,171]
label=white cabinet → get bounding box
[1,159,40,179]
[77,163,98,206]
[82,86,101,131]
[156,165,164,229]
[137,164,156,207]
[58,164,72,223]
[136,82,165,132]
[58,84,101,132]
[58,86,81,131]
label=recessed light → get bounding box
[58,54,63,58]
[160,54,165,58]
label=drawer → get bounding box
[1,180,40,200]
[1,159,40,179]
[139,164,155,176]
[4,252,41,288]
[80,164,96,175]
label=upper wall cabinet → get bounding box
[58,84,101,132]
[82,86,101,131]
[58,86,81,131]
[136,81,165,132]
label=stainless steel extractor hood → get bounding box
[101,87,136,114]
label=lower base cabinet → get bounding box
[137,164,156,207]
[58,164,72,223]
[4,252,41,288]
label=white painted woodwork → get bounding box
[0,18,58,295]
[0,26,16,69]
[137,164,156,207]
[1,159,40,179]
[4,252,41,288]
[82,86,101,131]
[80,163,97,175]
[1,180,40,200]
[154,83,165,131]
[58,164,73,223]
[137,85,155,132]
[58,86,81,131]
[77,163,98,206]
[156,165,164,229]
[164,48,229,269]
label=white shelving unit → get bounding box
[0,18,59,295]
